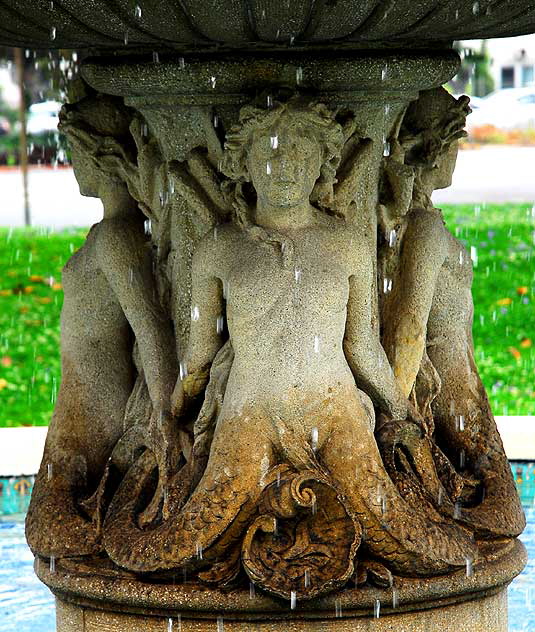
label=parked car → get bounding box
[466,88,535,130]
[26,100,61,135]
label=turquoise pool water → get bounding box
[0,466,534,631]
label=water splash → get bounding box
[210,76,217,89]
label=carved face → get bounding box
[246,125,322,207]
[70,144,101,198]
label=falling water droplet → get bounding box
[392,588,399,608]
[311,427,318,452]
[191,305,200,322]
[266,162,272,175]
[374,599,381,618]
[50,26,57,41]
[47,463,53,481]
[249,582,256,599]
[213,114,219,128]
[179,57,185,69]
[217,616,224,632]
[124,29,129,45]
[313,335,320,353]
[196,542,203,560]
[454,501,462,519]
[383,140,391,157]
[388,229,397,247]
[210,76,217,89]
[466,556,473,577]
[437,487,443,506]
[459,250,464,265]
[267,95,273,108]
[290,591,297,610]
[50,0,54,9]
[294,268,302,282]
[459,449,466,469]
[270,135,278,149]
[457,415,465,431]
[167,617,173,632]
[49,556,56,572]
[335,598,342,618]
[381,64,388,81]
[144,219,152,235]
[152,51,160,63]
[296,67,303,85]
[455,8,460,19]
[304,568,311,588]
[179,362,188,380]
[472,1,479,15]
[470,245,478,266]
[134,4,142,19]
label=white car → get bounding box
[26,100,62,135]
[466,88,535,130]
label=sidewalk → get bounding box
[0,166,102,229]
[0,147,534,230]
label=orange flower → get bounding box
[6,270,17,277]
[24,286,34,294]
[52,282,63,291]
[0,289,11,297]
[517,287,529,296]
[0,378,8,390]
[0,356,12,367]
[19,306,29,313]
[496,298,512,306]
[520,338,532,348]
[508,347,521,360]
[37,297,53,304]
[29,275,43,282]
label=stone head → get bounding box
[400,87,471,192]
[222,98,344,209]
[59,92,135,198]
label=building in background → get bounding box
[459,35,535,93]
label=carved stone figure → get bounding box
[26,91,179,557]
[378,88,525,539]
[100,98,478,601]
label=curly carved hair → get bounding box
[399,87,471,169]
[220,97,345,267]
[58,90,136,182]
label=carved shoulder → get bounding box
[192,222,237,279]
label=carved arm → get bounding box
[381,209,448,397]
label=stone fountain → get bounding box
[4,1,532,630]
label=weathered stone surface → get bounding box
[45,538,525,630]
[25,45,525,630]
[0,1,534,50]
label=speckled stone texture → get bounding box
[0,0,534,50]
[44,539,526,631]
[56,592,508,632]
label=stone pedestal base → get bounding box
[56,589,508,631]
[39,539,526,632]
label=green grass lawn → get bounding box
[0,204,533,427]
